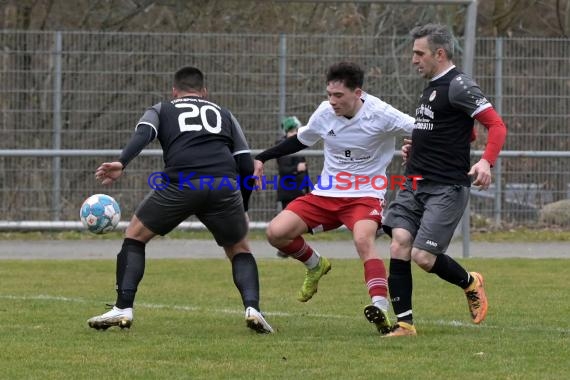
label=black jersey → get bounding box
[406,67,491,186]
[136,96,250,180]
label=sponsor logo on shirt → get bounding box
[475,97,489,107]
[416,104,434,119]
[327,130,337,137]
[415,104,434,130]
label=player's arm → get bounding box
[256,103,325,166]
[385,104,416,136]
[401,138,412,165]
[96,106,159,185]
[228,112,257,211]
[254,106,324,186]
[473,107,507,167]
[449,77,507,189]
[234,152,255,211]
[117,123,157,168]
[120,104,160,168]
[468,107,507,188]
[255,135,308,163]
[253,135,309,186]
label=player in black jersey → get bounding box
[381,24,507,337]
[276,116,309,211]
[87,66,273,333]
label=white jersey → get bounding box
[297,92,415,199]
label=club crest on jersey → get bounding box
[429,90,437,102]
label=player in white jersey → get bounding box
[254,62,415,335]
[300,92,415,199]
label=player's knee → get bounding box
[390,237,412,259]
[265,221,280,246]
[411,249,434,271]
[125,216,155,243]
[353,236,374,256]
[224,238,250,257]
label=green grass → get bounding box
[0,258,569,379]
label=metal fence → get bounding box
[1,31,569,228]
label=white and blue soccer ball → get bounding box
[80,194,121,234]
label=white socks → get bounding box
[372,296,389,312]
[304,251,321,269]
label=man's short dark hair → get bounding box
[173,66,205,92]
[410,23,454,60]
[326,62,364,90]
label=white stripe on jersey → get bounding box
[136,122,158,138]
[232,149,251,156]
[297,93,415,199]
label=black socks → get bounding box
[388,258,413,324]
[115,238,146,309]
[231,252,260,311]
[429,254,473,289]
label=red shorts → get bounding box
[286,193,383,232]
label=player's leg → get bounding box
[381,181,421,337]
[224,237,273,334]
[200,183,273,333]
[353,219,392,334]
[412,183,487,324]
[87,215,156,330]
[384,228,416,337]
[275,197,292,258]
[339,197,392,334]
[87,186,195,331]
[267,194,336,302]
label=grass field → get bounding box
[0,258,568,379]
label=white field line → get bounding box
[2,294,568,334]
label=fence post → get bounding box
[52,31,63,221]
[494,37,503,226]
[278,33,287,125]
[460,0,479,258]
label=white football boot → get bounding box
[245,307,274,334]
[87,306,133,330]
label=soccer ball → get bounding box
[80,194,121,234]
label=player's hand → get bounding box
[253,159,264,190]
[401,138,412,165]
[95,161,124,185]
[468,159,492,190]
[297,162,307,172]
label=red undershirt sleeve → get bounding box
[473,107,507,166]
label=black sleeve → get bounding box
[255,135,308,163]
[118,124,156,168]
[234,152,255,212]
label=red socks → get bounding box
[364,258,388,298]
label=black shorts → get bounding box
[382,179,469,254]
[135,178,247,247]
